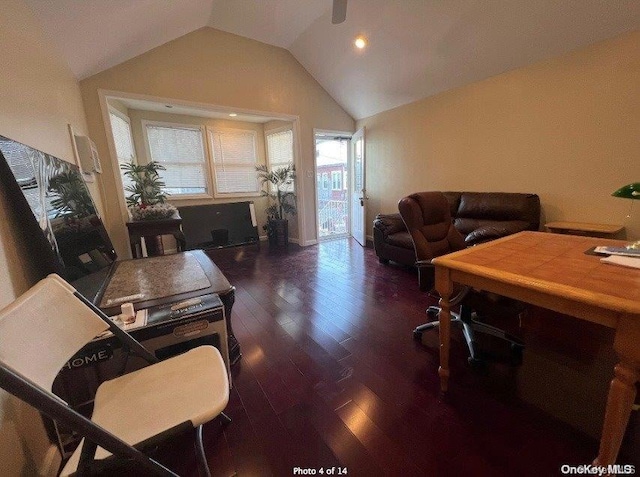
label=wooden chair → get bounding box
[0,274,230,476]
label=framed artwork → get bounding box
[68,124,101,181]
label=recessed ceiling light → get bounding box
[354,36,367,49]
[165,104,173,108]
[229,113,237,117]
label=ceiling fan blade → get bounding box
[332,0,347,24]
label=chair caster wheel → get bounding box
[413,330,423,341]
[426,307,439,319]
[510,343,524,366]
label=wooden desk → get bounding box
[433,231,640,468]
[126,213,186,258]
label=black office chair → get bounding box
[0,274,231,476]
[398,191,524,365]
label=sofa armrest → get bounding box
[373,213,406,238]
[464,221,529,246]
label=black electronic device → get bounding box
[0,135,116,282]
[178,201,259,249]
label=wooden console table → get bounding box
[126,213,186,258]
[545,221,623,237]
[433,231,640,468]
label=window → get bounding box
[331,171,342,190]
[208,128,259,196]
[109,109,137,191]
[266,128,294,192]
[144,122,208,196]
[322,173,329,190]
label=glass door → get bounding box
[314,133,350,240]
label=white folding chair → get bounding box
[0,274,230,476]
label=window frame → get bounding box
[265,126,295,194]
[108,107,138,200]
[331,171,342,190]
[207,126,261,199]
[141,119,212,201]
[108,107,137,165]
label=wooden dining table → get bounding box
[432,231,640,469]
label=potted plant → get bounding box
[256,163,296,246]
[121,161,176,220]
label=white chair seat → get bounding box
[61,345,228,476]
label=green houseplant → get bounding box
[121,161,176,220]
[49,171,95,218]
[48,170,101,237]
[256,163,296,246]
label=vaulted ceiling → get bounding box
[25,0,640,119]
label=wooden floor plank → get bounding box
[149,238,640,476]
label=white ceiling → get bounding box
[25,0,640,120]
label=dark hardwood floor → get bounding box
[157,238,638,477]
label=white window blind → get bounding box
[266,129,294,192]
[145,123,208,196]
[109,110,137,191]
[209,128,259,195]
[266,129,293,168]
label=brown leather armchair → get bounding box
[398,191,524,365]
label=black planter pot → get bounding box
[268,219,289,247]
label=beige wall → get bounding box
[358,31,640,241]
[0,0,93,475]
[108,99,129,116]
[264,120,292,132]
[81,27,354,256]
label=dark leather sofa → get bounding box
[373,192,541,266]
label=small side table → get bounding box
[545,221,624,238]
[126,213,186,258]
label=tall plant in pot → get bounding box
[121,161,177,220]
[256,163,296,246]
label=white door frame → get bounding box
[350,127,366,246]
[313,129,354,242]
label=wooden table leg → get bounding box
[218,287,242,365]
[130,235,142,259]
[594,315,640,468]
[435,267,453,392]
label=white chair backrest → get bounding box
[0,274,109,392]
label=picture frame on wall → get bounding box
[68,123,101,181]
